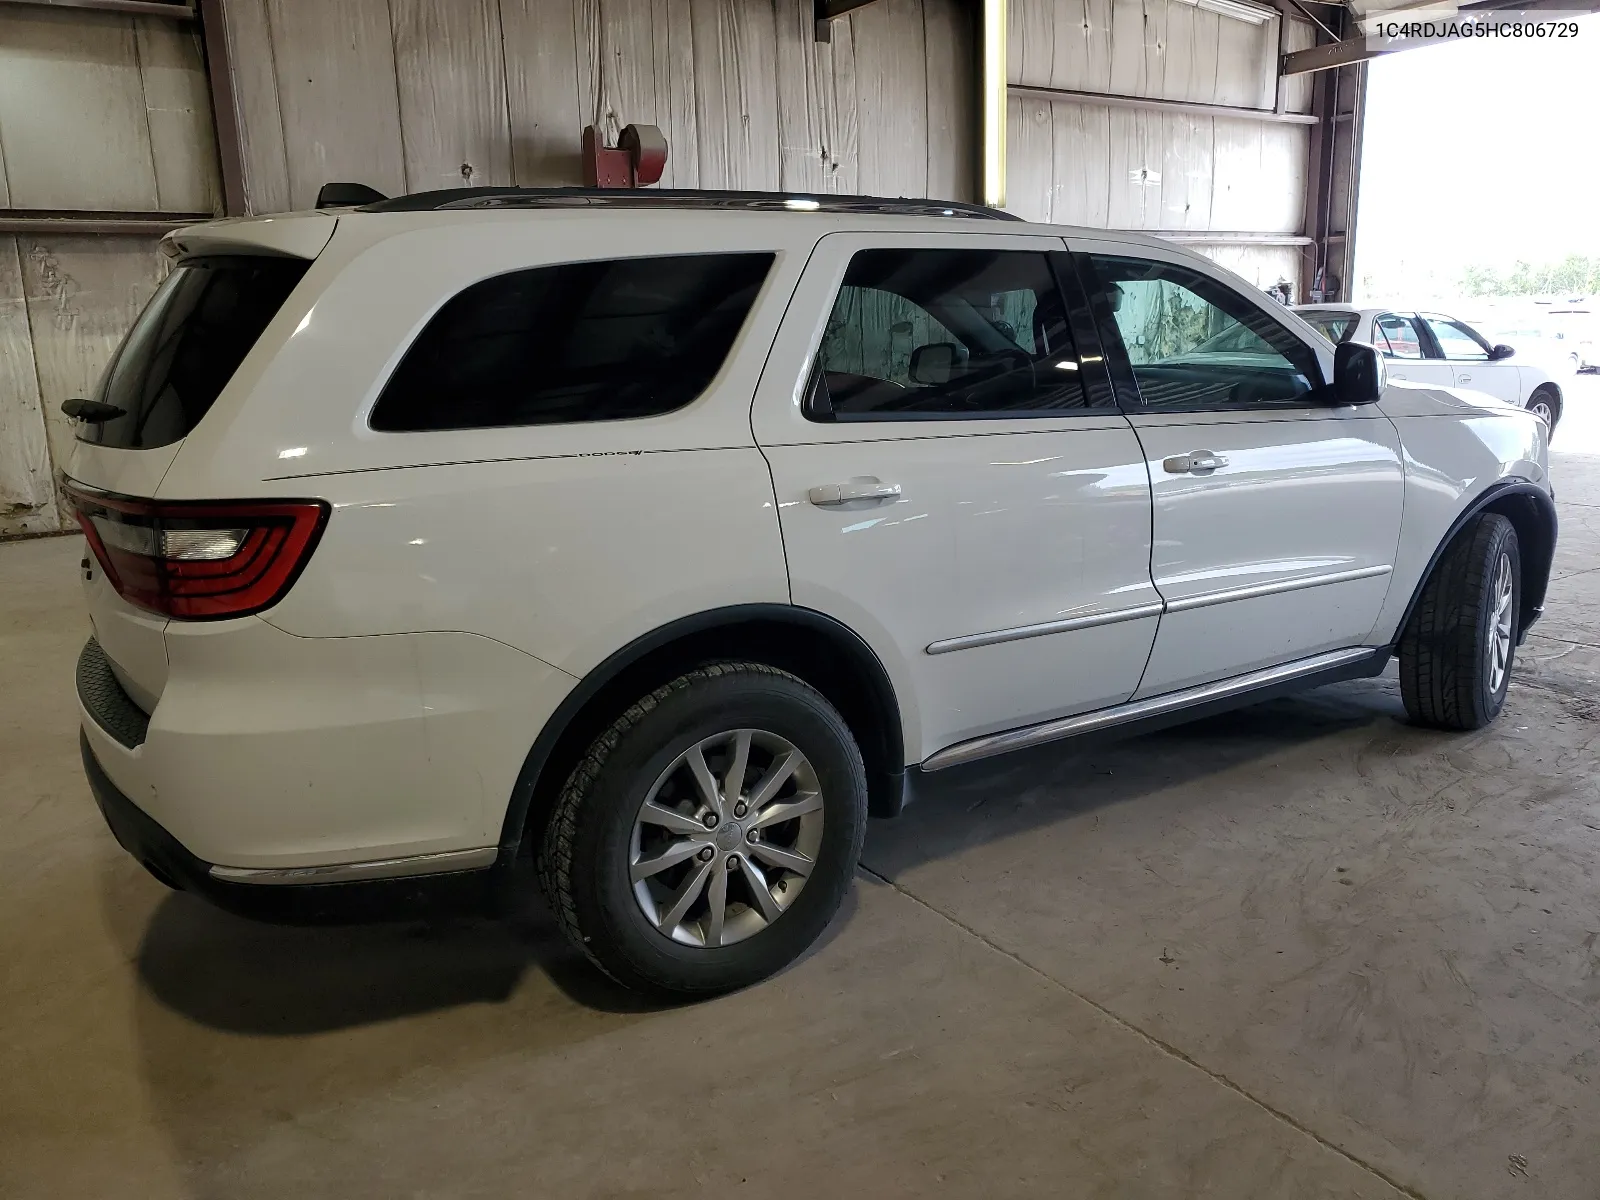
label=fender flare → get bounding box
[1390,479,1557,647]
[494,604,906,863]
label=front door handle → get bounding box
[1163,451,1229,475]
[808,480,902,506]
[1457,373,1472,383]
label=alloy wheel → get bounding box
[1487,551,1514,694]
[628,729,824,948]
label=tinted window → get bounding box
[1086,255,1321,409]
[810,249,1090,419]
[82,255,310,449]
[371,254,773,432]
[1374,314,1425,359]
[1422,315,1489,361]
[1298,310,1359,344]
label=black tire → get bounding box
[1399,513,1520,731]
[1527,385,1561,435]
[538,662,867,997]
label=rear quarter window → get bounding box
[369,253,775,432]
[81,255,311,450]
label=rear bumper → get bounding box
[81,731,497,923]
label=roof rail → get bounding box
[355,186,1020,221]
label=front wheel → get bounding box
[1399,513,1520,731]
[1526,385,1561,434]
[539,663,867,997]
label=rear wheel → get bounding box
[539,663,867,997]
[1399,513,1520,731]
[1526,385,1561,433]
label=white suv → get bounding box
[67,188,1556,996]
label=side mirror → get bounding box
[1333,341,1385,405]
[1489,343,1515,361]
[909,342,960,385]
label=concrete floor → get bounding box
[5,382,1600,1199]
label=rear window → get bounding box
[370,253,774,432]
[1298,310,1359,344]
[82,255,311,449]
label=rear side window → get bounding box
[370,253,774,432]
[82,255,311,449]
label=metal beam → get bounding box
[814,0,881,39]
[1010,83,1318,125]
[1282,37,1379,76]
[197,0,246,216]
[0,209,207,235]
[0,0,194,17]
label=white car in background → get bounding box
[1295,306,1566,433]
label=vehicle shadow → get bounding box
[864,674,1408,881]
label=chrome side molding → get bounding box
[926,601,1163,655]
[209,846,498,886]
[921,646,1383,772]
[926,565,1391,655]
[1163,564,1391,614]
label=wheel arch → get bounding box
[1392,480,1557,647]
[495,605,909,866]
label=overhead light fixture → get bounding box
[982,0,1007,208]
[784,197,821,211]
[1170,0,1273,24]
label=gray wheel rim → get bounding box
[629,729,824,948]
[1488,551,1514,694]
[1531,397,1553,424]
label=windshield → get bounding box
[81,255,310,449]
[1297,310,1359,344]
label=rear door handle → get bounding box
[1163,451,1228,475]
[808,480,902,506]
[1457,373,1472,383]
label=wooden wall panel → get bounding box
[1011,0,1277,111]
[923,0,975,203]
[221,0,292,214]
[1198,243,1300,290]
[818,17,860,194]
[689,0,780,190]
[1281,17,1316,114]
[213,0,967,209]
[1051,101,1111,226]
[265,0,407,209]
[0,8,160,210]
[16,238,167,511]
[1006,96,1054,224]
[853,0,928,199]
[648,0,700,187]
[774,2,828,192]
[134,19,223,213]
[0,237,56,535]
[499,0,585,187]
[392,0,513,192]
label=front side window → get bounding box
[371,253,773,431]
[1085,255,1321,410]
[1373,314,1425,359]
[810,249,1090,419]
[1422,315,1490,361]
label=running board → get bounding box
[920,647,1388,773]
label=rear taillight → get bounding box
[66,485,328,620]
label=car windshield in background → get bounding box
[1299,310,1359,344]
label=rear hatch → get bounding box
[65,217,334,711]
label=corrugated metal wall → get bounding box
[1005,0,1318,291]
[0,7,220,535]
[218,0,976,213]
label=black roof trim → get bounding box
[356,186,1020,221]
